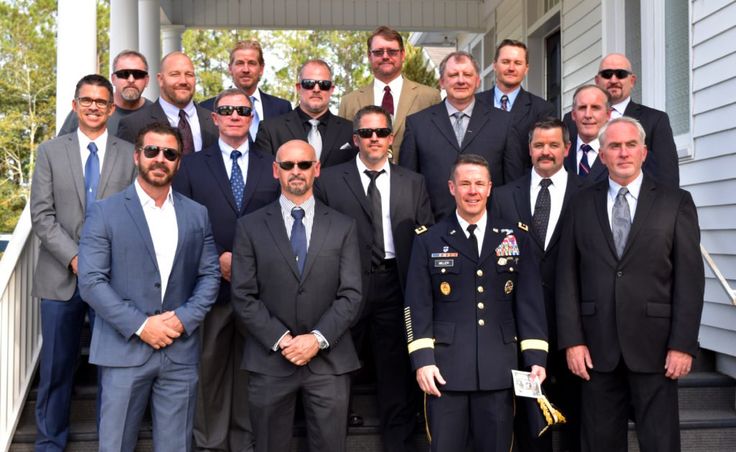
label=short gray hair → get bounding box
[439,51,480,78]
[599,116,647,147]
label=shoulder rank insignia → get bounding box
[415,225,428,235]
[518,222,529,232]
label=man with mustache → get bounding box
[118,51,218,154]
[563,85,612,183]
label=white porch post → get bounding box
[55,0,97,133]
[139,0,161,100]
[162,25,186,55]
[109,0,139,76]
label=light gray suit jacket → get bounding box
[30,132,136,300]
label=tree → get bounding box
[402,42,439,89]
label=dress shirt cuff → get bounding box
[273,330,290,351]
[311,330,329,349]
[135,318,149,337]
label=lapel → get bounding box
[461,102,491,150]
[592,180,618,259]
[623,101,642,120]
[259,89,273,117]
[509,88,532,120]
[478,218,502,266]
[301,202,330,282]
[241,143,266,213]
[356,83,374,109]
[388,163,404,232]
[264,202,302,280]
[620,176,656,260]
[170,191,188,272]
[394,79,418,135]
[64,133,86,210]
[430,104,461,151]
[151,101,169,123]
[284,110,308,142]
[343,162,372,219]
[546,172,582,251]
[321,112,342,163]
[123,184,159,271]
[97,135,122,198]
[441,215,477,262]
[204,145,239,213]
[513,174,541,249]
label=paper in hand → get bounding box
[512,370,542,398]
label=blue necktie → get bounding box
[84,142,100,208]
[230,150,245,210]
[579,144,592,177]
[290,207,307,274]
[250,96,260,141]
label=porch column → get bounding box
[139,0,161,100]
[109,0,139,75]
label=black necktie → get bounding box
[290,207,307,274]
[178,109,194,155]
[532,178,553,246]
[364,169,386,267]
[467,224,479,259]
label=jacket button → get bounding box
[617,271,623,277]
[441,268,446,274]
[477,286,484,293]
[478,319,485,326]
[477,302,485,310]
[154,283,161,288]
[476,269,483,277]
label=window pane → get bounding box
[665,1,690,135]
[625,0,642,104]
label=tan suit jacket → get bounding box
[338,78,440,163]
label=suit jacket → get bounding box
[199,89,292,118]
[563,134,609,184]
[556,176,704,373]
[338,78,441,163]
[30,132,137,300]
[173,143,280,304]
[399,100,525,220]
[490,170,583,349]
[404,214,547,391]
[230,200,363,377]
[563,100,679,186]
[254,108,357,167]
[116,100,219,151]
[313,160,434,292]
[77,184,221,367]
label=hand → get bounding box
[416,365,446,397]
[219,252,232,282]
[161,311,185,334]
[278,333,294,350]
[566,345,593,381]
[139,314,181,349]
[69,256,79,275]
[665,349,692,380]
[281,334,319,366]
[530,365,547,385]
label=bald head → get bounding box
[595,53,637,104]
[273,140,321,203]
[158,52,196,108]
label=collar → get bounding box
[159,97,196,118]
[608,171,643,201]
[296,106,329,124]
[445,99,476,118]
[577,136,600,153]
[455,210,488,235]
[279,193,315,214]
[495,85,521,107]
[77,128,108,148]
[611,97,631,116]
[218,137,249,157]
[134,178,175,209]
[531,167,568,188]
[250,88,262,103]
[355,153,391,176]
[374,74,404,95]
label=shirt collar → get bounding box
[134,178,175,209]
[611,96,631,116]
[608,171,643,201]
[77,129,108,149]
[445,99,476,118]
[375,74,404,94]
[495,85,521,107]
[355,153,391,176]
[455,210,487,236]
[219,138,250,157]
[577,136,600,153]
[249,88,262,103]
[296,106,329,124]
[159,97,196,118]
[531,166,568,188]
[279,193,315,214]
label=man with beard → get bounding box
[118,51,218,154]
[78,122,220,451]
[58,50,153,136]
[231,140,362,452]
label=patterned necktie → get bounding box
[500,94,509,111]
[579,143,592,177]
[84,142,100,209]
[612,187,631,258]
[452,112,466,147]
[364,169,386,267]
[249,96,260,141]
[307,119,322,160]
[381,85,394,116]
[467,224,479,259]
[532,178,553,246]
[290,207,307,274]
[178,109,195,155]
[230,150,245,210]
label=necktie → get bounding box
[579,144,592,177]
[84,142,100,209]
[178,109,195,155]
[249,96,260,141]
[290,207,307,274]
[307,119,322,160]
[452,112,466,147]
[612,187,631,258]
[230,150,245,210]
[364,170,386,267]
[467,224,479,259]
[532,178,553,246]
[381,85,394,116]
[500,94,509,111]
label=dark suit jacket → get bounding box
[254,108,357,167]
[477,87,557,169]
[116,100,219,151]
[563,135,609,184]
[314,161,434,292]
[199,89,292,118]
[556,176,704,373]
[490,170,583,349]
[173,143,280,304]
[563,100,679,186]
[399,100,524,220]
[230,200,362,377]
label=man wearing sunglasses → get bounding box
[173,88,280,451]
[339,26,440,163]
[314,105,433,452]
[30,74,137,451]
[58,50,153,136]
[563,53,679,187]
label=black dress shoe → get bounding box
[348,412,364,427]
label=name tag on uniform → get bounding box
[433,259,454,268]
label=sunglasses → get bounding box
[276,160,317,170]
[216,105,253,117]
[76,97,110,108]
[113,69,148,80]
[139,145,180,162]
[300,79,333,90]
[598,69,631,79]
[370,49,402,57]
[355,128,392,138]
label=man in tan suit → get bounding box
[339,26,440,163]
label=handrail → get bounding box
[701,244,736,306]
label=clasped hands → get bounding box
[279,333,319,367]
[140,311,184,350]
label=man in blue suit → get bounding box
[173,88,280,451]
[78,123,220,452]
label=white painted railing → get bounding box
[701,244,736,306]
[0,204,40,452]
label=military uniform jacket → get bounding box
[404,214,548,391]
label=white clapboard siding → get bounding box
[495,0,524,42]
[560,0,601,111]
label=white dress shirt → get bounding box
[77,129,108,175]
[373,75,404,117]
[576,137,600,173]
[219,138,249,180]
[356,154,396,258]
[530,168,568,249]
[159,98,203,152]
[607,172,643,228]
[456,210,488,256]
[610,97,631,119]
[250,89,265,122]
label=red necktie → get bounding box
[381,86,394,115]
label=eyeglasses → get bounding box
[300,79,333,90]
[139,145,180,162]
[216,105,253,117]
[113,69,148,80]
[370,49,402,57]
[76,97,110,108]
[276,160,317,170]
[354,128,392,138]
[598,69,631,80]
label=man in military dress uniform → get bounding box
[404,154,548,452]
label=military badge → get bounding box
[440,281,451,296]
[415,225,428,235]
[498,257,508,265]
[518,222,529,232]
[504,280,514,294]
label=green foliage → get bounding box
[403,43,439,89]
[97,0,110,74]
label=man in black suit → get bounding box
[117,51,218,154]
[476,39,557,169]
[563,85,611,183]
[564,53,679,187]
[173,88,280,452]
[314,105,433,452]
[491,119,583,452]
[255,59,355,168]
[400,51,523,220]
[231,140,362,452]
[556,117,704,452]
[199,39,292,141]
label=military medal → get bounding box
[504,280,514,294]
[498,257,507,265]
[440,281,451,296]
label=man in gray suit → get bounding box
[78,122,220,451]
[30,74,137,451]
[231,140,363,452]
